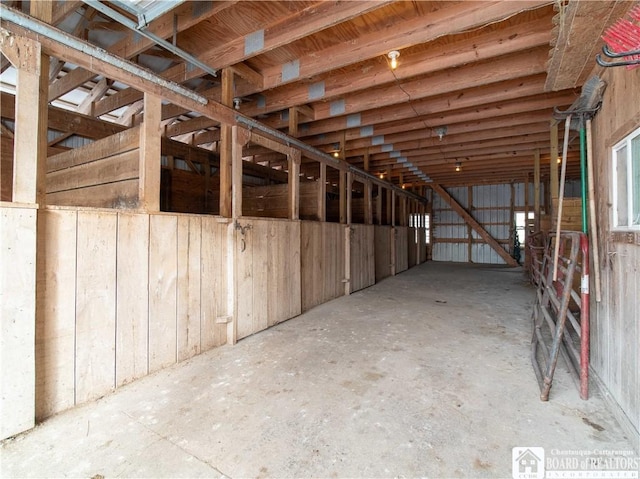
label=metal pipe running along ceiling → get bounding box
[0,4,426,204]
[82,0,218,78]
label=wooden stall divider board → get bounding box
[148,214,178,373]
[1,206,37,438]
[200,217,230,351]
[115,212,149,387]
[350,224,375,293]
[75,210,117,403]
[177,215,202,362]
[395,226,409,274]
[374,225,393,282]
[36,208,76,419]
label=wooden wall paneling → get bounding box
[200,217,229,350]
[1,206,37,439]
[288,220,302,320]
[236,218,256,340]
[395,226,409,273]
[75,210,117,404]
[328,222,346,302]
[350,224,375,293]
[148,214,178,373]
[301,221,322,311]
[115,212,149,387]
[251,220,269,331]
[35,208,77,420]
[46,180,140,209]
[177,215,202,362]
[47,150,140,194]
[408,227,417,268]
[375,225,392,282]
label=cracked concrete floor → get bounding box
[0,262,636,478]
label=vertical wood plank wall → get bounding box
[374,226,393,282]
[33,207,231,421]
[591,65,640,446]
[301,222,346,312]
[1,205,37,438]
[349,224,375,293]
[236,218,302,340]
[395,226,409,273]
[17,202,424,427]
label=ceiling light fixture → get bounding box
[433,126,447,141]
[388,50,400,70]
[455,162,462,172]
[233,97,241,110]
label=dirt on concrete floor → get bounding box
[1,262,637,478]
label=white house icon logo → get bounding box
[512,447,545,479]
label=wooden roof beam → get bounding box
[241,14,552,116]
[47,1,236,101]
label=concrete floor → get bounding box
[0,262,636,478]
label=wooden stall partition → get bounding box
[349,224,375,293]
[47,126,141,208]
[75,210,118,403]
[176,215,202,362]
[115,212,150,386]
[417,227,427,264]
[148,215,178,373]
[374,225,393,282]
[242,182,319,219]
[395,226,409,274]
[200,216,231,351]
[32,207,231,422]
[35,208,77,420]
[1,204,37,439]
[408,227,418,268]
[300,221,346,311]
[235,218,301,340]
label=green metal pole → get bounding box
[580,125,588,233]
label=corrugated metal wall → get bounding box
[432,182,541,264]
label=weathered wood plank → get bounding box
[395,226,409,274]
[350,224,375,292]
[200,217,229,351]
[75,210,117,404]
[47,150,139,194]
[46,179,139,209]
[148,214,178,373]
[1,206,37,439]
[115,212,149,387]
[375,225,393,282]
[47,126,140,173]
[177,216,202,361]
[35,209,76,420]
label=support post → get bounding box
[346,172,353,225]
[139,93,161,211]
[376,184,383,225]
[318,163,326,222]
[339,170,347,224]
[288,107,299,138]
[550,120,559,218]
[219,67,234,217]
[534,149,541,231]
[3,35,48,204]
[288,151,300,220]
[231,125,244,219]
[364,180,373,225]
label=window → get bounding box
[612,126,640,230]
